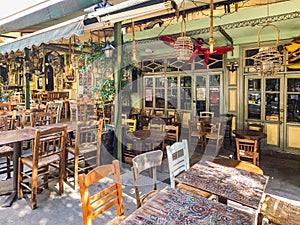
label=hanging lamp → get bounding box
[253,2,282,76]
[174,13,193,61]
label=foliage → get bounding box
[76,41,106,73]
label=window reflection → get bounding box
[287,78,300,122]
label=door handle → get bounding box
[280,109,284,112]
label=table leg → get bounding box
[1,141,21,207]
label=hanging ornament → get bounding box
[174,14,193,61]
[253,3,282,76]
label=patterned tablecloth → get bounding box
[121,187,254,224]
[176,161,269,209]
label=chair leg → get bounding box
[74,154,79,190]
[31,167,38,209]
[6,156,11,179]
[17,159,23,199]
[43,165,49,189]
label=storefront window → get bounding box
[287,78,300,122]
[248,79,261,119]
[265,79,280,121]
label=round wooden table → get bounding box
[126,129,166,152]
[233,129,267,141]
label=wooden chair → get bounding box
[236,138,260,166]
[164,125,179,143]
[153,109,164,115]
[164,125,179,154]
[132,150,163,208]
[18,125,68,209]
[30,111,54,127]
[188,120,206,149]
[205,121,224,153]
[125,119,137,132]
[0,115,14,179]
[65,119,103,190]
[257,194,300,225]
[79,160,126,225]
[199,111,214,118]
[148,122,164,131]
[46,101,61,123]
[166,139,212,198]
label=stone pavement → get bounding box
[0,141,299,225]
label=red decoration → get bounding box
[161,36,234,65]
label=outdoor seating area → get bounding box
[0,136,299,224]
[0,0,299,224]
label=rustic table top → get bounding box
[175,160,269,209]
[121,186,254,224]
[233,129,267,140]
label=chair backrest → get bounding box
[165,125,179,142]
[46,102,61,123]
[125,119,137,132]
[30,112,54,127]
[166,139,189,188]
[200,111,214,118]
[79,160,124,225]
[32,125,67,168]
[148,122,164,131]
[189,120,205,134]
[132,150,163,207]
[247,123,264,132]
[236,138,258,156]
[0,115,8,131]
[258,194,300,225]
[154,109,164,115]
[75,119,103,166]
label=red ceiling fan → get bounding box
[160,36,234,66]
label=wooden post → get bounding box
[113,22,123,162]
[24,48,30,110]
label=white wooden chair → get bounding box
[166,139,212,198]
[200,111,214,118]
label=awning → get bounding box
[0,0,101,34]
[0,18,84,54]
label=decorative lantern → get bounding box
[174,15,193,61]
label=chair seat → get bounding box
[140,189,160,205]
[176,183,212,199]
[240,150,259,158]
[206,133,224,140]
[0,146,14,156]
[21,154,60,168]
[106,215,127,225]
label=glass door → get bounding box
[195,72,222,117]
[245,76,284,149]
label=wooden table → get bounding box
[120,186,254,224]
[233,129,267,141]
[175,160,269,209]
[0,121,75,207]
[126,129,165,152]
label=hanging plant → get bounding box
[76,41,106,73]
